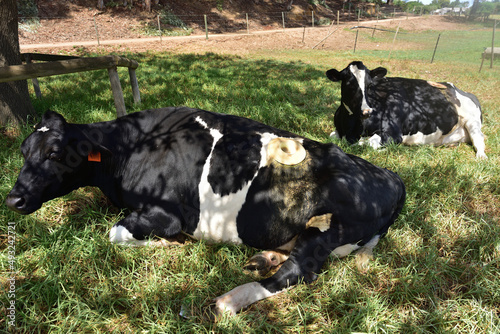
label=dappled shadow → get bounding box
[33,52,331,137]
[6,49,499,331]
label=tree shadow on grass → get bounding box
[31,52,333,138]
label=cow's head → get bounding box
[5,111,110,214]
[326,61,387,118]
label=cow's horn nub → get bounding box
[267,138,306,166]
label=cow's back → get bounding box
[364,77,460,138]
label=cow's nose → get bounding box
[5,195,27,213]
[362,108,373,117]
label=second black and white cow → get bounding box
[326,61,487,159]
[6,107,406,316]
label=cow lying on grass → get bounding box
[6,108,406,316]
[326,61,487,159]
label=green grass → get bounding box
[1,19,500,333]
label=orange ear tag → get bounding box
[88,151,101,162]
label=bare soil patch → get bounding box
[19,2,472,56]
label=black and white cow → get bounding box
[326,61,487,159]
[6,108,406,316]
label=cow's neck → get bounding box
[74,121,129,198]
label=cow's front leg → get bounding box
[109,206,182,246]
[214,228,343,316]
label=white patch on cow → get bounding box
[109,225,151,246]
[306,213,332,232]
[359,134,382,149]
[342,101,354,115]
[277,236,298,252]
[355,234,380,271]
[329,130,339,139]
[400,83,487,158]
[359,234,380,255]
[331,243,361,258]
[194,116,244,244]
[37,126,50,132]
[214,282,279,316]
[451,85,487,159]
[402,129,445,146]
[349,64,373,115]
[192,124,305,243]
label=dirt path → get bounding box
[20,16,468,56]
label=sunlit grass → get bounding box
[1,18,499,333]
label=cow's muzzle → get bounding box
[5,194,33,214]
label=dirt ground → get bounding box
[18,3,472,56]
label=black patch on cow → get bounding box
[237,141,330,249]
[209,133,263,196]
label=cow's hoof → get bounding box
[476,152,488,160]
[243,253,273,276]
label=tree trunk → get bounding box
[469,0,480,18]
[0,0,35,127]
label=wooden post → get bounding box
[282,12,285,32]
[337,10,339,25]
[128,68,141,105]
[354,29,359,53]
[108,67,126,117]
[157,15,162,42]
[431,33,441,63]
[302,26,306,43]
[246,13,249,34]
[312,11,314,28]
[25,54,42,99]
[388,21,401,59]
[204,15,208,39]
[491,20,496,69]
[312,27,339,49]
[372,25,376,38]
[158,15,162,42]
[93,17,100,46]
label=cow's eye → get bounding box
[48,151,62,161]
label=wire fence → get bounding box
[19,7,424,43]
[18,9,498,70]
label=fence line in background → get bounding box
[19,8,423,39]
[18,11,498,69]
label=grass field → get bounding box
[1,19,499,333]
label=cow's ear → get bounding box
[326,69,343,82]
[371,67,387,79]
[35,110,67,130]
